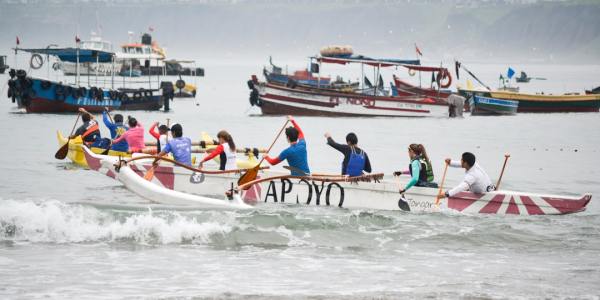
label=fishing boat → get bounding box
[7,48,165,112]
[83,147,592,215]
[59,34,122,76]
[469,95,518,116]
[249,55,451,117]
[392,75,452,99]
[458,88,600,113]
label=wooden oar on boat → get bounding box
[434,161,450,206]
[237,119,290,188]
[143,119,170,181]
[117,154,270,175]
[55,113,81,160]
[495,154,510,190]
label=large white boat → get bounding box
[59,33,165,76]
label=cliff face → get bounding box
[0,0,598,63]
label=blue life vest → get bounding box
[345,147,365,177]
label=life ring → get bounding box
[175,79,185,89]
[55,85,66,102]
[133,91,143,101]
[96,88,104,101]
[40,80,52,90]
[30,54,44,70]
[408,68,416,77]
[437,69,452,89]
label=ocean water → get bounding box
[1,59,600,299]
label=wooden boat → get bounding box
[458,88,600,113]
[469,95,518,116]
[83,147,592,215]
[392,75,452,99]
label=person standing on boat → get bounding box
[112,116,145,153]
[102,107,129,153]
[73,108,101,146]
[198,130,238,171]
[149,122,171,153]
[436,152,493,201]
[395,144,437,194]
[264,116,310,176]
[324,132,371,176]
[156,124,192,166]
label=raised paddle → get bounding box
[434,160,450,206]
[495,154,511,190]
[238,119,290,188]
[55,113,81,160]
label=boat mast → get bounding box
[76,41,80,86]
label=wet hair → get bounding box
[171,123,183,138]
[346,133,358,145]
[127,116,138,128]
[114,114,123,123]
[462,152,476,167]
[409,143,430,163]
[82,113,91,122]
[217,130,236,151]
[158,125,170,133]
[285,127,299,142]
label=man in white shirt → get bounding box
[437,152,494,201]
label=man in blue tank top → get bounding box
[264,116,310,176]
[324,132,372,176]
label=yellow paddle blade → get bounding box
[144,166,156,181]
[237,166,259,189]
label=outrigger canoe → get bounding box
[83,146,592,215]
[58,130,262,168]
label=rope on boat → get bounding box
[114,154,270,175]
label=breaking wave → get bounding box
[0,199,231,244]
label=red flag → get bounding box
[415,44,423,57]
[148,26,154,32]
[75,35,81,43]
[16,36,20,45]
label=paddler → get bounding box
[149,121,171,153]
[73,108,101,146]
[198,130,237,171]
[324,132,372,176]
[264,115,310,176]
[112,116,145,153]
[156,123,192,166]
[102,107,128,153]
[395,144,437,194]
[436,152,494,201]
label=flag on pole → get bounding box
[16,36,20,45]
[507,67,515,79]
[149,26,154,32]
[75,35,81,43]
[415,44,423,57]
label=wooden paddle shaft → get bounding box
[495,154,510,190]
[257,119,290,165]
[435,162,450,205]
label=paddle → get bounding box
[393,176,410,212]
[144,118,170,181]
[237,119,289,188]
[495,154,510,190]
[434,160,450,206]
[55,113,81,160]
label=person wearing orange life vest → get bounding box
[72,108,101,146]
[198,130,238,171]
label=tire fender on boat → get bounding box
[55,84,66,102]
[40,80,52,90]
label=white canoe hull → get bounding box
[83,147,591,215]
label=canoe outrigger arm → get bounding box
[113,154,270,175]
